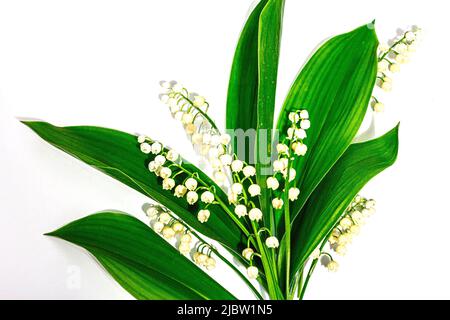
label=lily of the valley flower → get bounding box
[242,248,254,261]
[234,205,248,218]
[248,208,263,222]
[197,209,211,223]
[248,184,261,197]
[247,266,259,279]
[265,236,279,249]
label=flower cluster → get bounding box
[193,244,217,270]
[311,195,376,272]
[145,204,195,255]
[145,204,217,270]
[154,83,313,280]
[138,135,218,225]
[146,205,216,270]
[266,110,310,211]
[372,27,422,112]
[159,81,232,187]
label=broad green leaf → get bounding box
[291,125,399,278]
[276,24,379,224]
[256,0,285,229]
[23,121,244,251]
[226,0,269,163]
[46,212,236,300]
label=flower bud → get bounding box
[276,144,289,155]
[247,266,259,279]
[272,198,284,210]
[248,184,261,197]
[172,222,184,233]
[292,142,307,156]
[234,205,247,218]
[288,188,300,201]
[179,242,191,255]
[265,236,279,248]
[219,154,233,166]
[326,260,339,272]
[220,134,231,145]
[159,212,171,224]
[185,123,196,135]
[159,167,172,179]
[288,112,300,123]
[197,209,210,223]
[174,185,187,198]
[206,257,216,270]
[185,178,198,191]
[242,248,254,260]
[231,160,244,172]
[180,233,192,243]
[201,191,215,204]
[231,183,243,195]
[186,191,199,205]
[243,166,256,177]
[146,207,159,219]
[137,135,146,143]
[162,226,175,239]
[266,177,279,190]
[140,143,151,154]
[300,119,310,130]
[162,178,175,190]
[249,208,263,222]
[299,110,309,119]
[153,221,164,233]
[151,142,162,155]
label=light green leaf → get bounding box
[46,212,236,300]
[23,121,245,251]
[256,0,285,229]
[291,125,399,278]
[226,0,269,163]
[276,24,379,225]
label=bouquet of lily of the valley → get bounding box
[23,0,421,300]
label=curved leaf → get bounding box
[226,0,269,163]
[291,125,399,277]
[46,212,236,300]
[276,24,379,224]
[22,121,245,251]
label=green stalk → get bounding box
[176,92,219,131]
[298,226,334,299]
[190,229,264,300]
[378,35,406,62]
[282,144,295,298]
[251,221,283,300]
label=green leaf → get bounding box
[46,212,236,300]
[291,125,399,277]
[276,24,379,224]
[226,0,269,163]
[256,0,285,229]
[23,121,244,251]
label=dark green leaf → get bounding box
[291,125,399,277]
[226,0,269,163]
[23,121,245,251]
[256,0,285,229]
[47,212,236,300]
[276,24,379,224]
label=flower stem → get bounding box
[282,141,295,298]
[251,221,282,300]
[191,229,264,300]
[173,163,253,241]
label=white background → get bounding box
[0,0,449,300]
